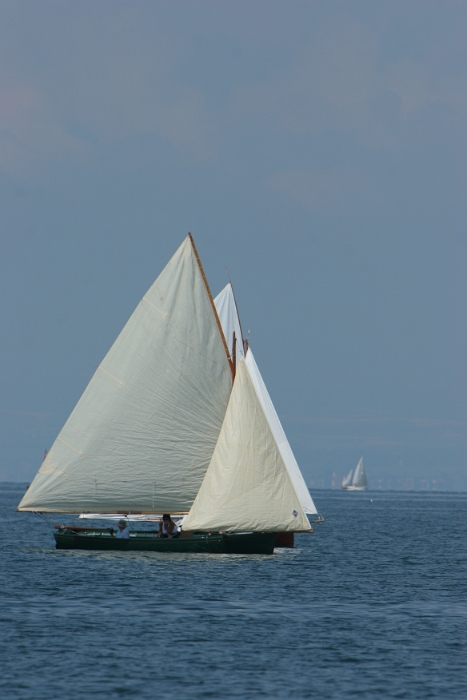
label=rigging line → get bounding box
[34,511,56,526]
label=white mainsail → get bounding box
[18,237,233,514]
[183,359,311,532]
[214,284,317,516]
[352,458,368,489]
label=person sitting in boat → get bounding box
[116,519,130,538]
[158,514,180,538]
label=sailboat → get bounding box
[341,457,368,491]
[18,235,318,554]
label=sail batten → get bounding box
[18,237,232,514]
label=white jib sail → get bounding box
[214,284,317,515]
[18,237,233,514]
[214,283,245,359]
[183,359,311,532]
[342,469,353,488]
[352,458,368,489]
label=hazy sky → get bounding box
[1,0,466,489]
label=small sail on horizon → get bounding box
[352,457,368,490]
[341,469,353,489]
[342,457,368,491]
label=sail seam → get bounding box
[18,508,191,514]
[56,438,84,457]
[98,366,125,387]
[142,297,169,319]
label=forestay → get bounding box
[214,284,317,516]
[18,237,232,514]
[183,359,311,532]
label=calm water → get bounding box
[1,485,466,699]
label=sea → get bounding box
[1,484,466,699]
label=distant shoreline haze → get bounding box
[2,482,466,494]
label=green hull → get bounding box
[54,528,275,555]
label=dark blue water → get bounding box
[1,485,466,699]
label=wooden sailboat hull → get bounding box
[274,532,294,548]
[54,528,275,555]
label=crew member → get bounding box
[158,514,180,538]
[116,519,130,538]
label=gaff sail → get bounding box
[18,237,232,514]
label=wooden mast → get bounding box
[232,332,236,381]
[188,232,235,381]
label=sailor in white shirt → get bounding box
[158,514,180,538]
[116,519,130,538]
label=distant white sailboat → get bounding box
[342,457,368,491]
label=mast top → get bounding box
[188,233,234,380]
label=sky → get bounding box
[1,0,466,490]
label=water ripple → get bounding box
[1,486,466,699]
